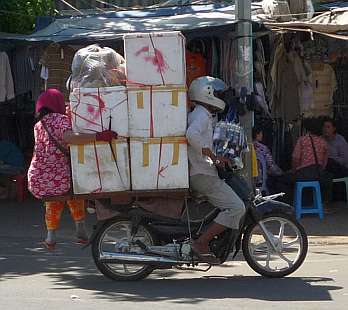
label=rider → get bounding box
[186,76,246,261]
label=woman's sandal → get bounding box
[42,241,56,251]
[75,238,89,245]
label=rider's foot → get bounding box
[191,241,220,264]
[191,240,210,254]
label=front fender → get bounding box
[250,200,295,223]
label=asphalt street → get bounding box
[0,200,347,309]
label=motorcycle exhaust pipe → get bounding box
[99,252,187,265]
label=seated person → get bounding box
[253,127,283,178]
[292,118,328,174]
[253,127,286,195]
[322,118,348,178]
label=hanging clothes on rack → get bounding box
[0,52,15,103]
[220,39,238,88]
[11,46,42,101]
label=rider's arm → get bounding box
[186,114,215,160]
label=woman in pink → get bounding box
[292,118,328,172]
[28,89,117,250]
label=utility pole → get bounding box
[235,0,254,187]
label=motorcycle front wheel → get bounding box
[242,213,308,278]
[92,218,156,281]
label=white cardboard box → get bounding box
[130,137,189,190]
[128,85,187,137]
[70,139,130,194]
[124,32,186,86]
[69,86,129,136]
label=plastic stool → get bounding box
[11,174,28,202]
[294,181,324,220]
[333,177,348,205]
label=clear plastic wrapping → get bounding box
[70,44,126,89]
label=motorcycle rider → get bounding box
[186,76,246,262]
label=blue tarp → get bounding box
[320,1,348,10]
[0,3,263,43]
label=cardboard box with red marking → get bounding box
[70,139,130,194]
[130,137,189,190]
[128,85,187,138]
[124,32,186,86]
[69,86,129,136]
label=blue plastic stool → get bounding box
[294,181,324,220]
[333,177,348,205]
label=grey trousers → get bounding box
[190,174,246,229]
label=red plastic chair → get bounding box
[11,173,28,202]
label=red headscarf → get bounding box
[35,89,65,115]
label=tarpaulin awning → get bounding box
[0,3,264,43]
[261,8,348,40]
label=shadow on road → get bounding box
[0,240,341,304]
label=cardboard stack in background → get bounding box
[69,32,189,194]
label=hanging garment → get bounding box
[272,50,301,122]
[0,52,15,103]
[11,46,42,100]
[254,81,271,117]
[286,0,307,16]
[310,63,337,117]
[211,38,219,78]
[186,51,207,87]
[220,39,238,88]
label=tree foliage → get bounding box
[0,0,55,34]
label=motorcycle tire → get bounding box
[242,213,308,278]
[92,217,157,281]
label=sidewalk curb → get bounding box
[308,236,348,246]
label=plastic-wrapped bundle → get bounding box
[213,121,248,160]
[70,45,126,89]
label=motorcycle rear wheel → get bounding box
[242,213,308,278]
[92,218,156,281]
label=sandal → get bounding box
[42,241,56,251]
[75,238,89,245]
[191,243,221,265]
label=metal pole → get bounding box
[235,0,254,187]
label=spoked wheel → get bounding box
[242,213,308,278]
[92,218,156,281]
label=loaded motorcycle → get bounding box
[87,170,308,281]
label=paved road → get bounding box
[0,237,347,310]
[0,200,347,309]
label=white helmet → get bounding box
[188,76,227,111]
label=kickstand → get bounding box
[175,265,213,272]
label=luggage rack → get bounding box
[42,189,190,202]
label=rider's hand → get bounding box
[96,130,118,142]
[214,156,231,168]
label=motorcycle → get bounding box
[88,171,308,281]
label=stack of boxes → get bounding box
[69,31,189,194]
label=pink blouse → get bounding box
[292,134,328,171]
[28,113,71,199]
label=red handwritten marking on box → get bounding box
[135,46,169,74]
[82,94,106,128]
